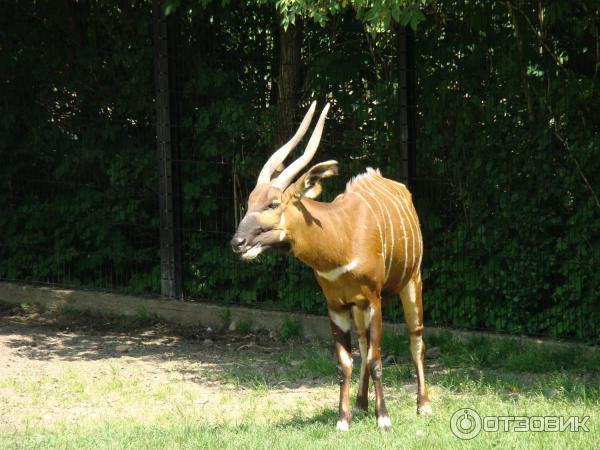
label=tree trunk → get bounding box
[273,20,302,149]
[64,0,89,60]
[397,25,416,188]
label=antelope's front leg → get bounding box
[368,300,391,429]
[329,308,353,431]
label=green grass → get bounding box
[280,316,303,340]
[236,319,254,334]
[1,314,597,450]
[2,394,596,450]
[383,329,600,374]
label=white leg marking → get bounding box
[411,334,423,359]
[339,346,353,368]
[364,306,372,329]
[419,403,433,415]
[317,259,359,282]
[378,416,392,428]
[330,310,352,333]
[336,420,349,431]
[400,281,420,327]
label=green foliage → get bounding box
[236,319,254,333]
[0,0,159,292]
[0,0,598,342]
[280,316,303,340]
[276,0,428,30]
[415,0,600,343]
[220,308,233,330]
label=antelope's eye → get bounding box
[267,202,280,210]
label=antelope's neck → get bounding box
[285,196,354,272]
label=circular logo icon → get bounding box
[450,408,482,439]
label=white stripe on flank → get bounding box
[351,190,386,274]
[397,189,420,272]
[368,174,410,283]
[386,180,419,276]
[316,259,359,282]
[413,203,423,270]
[356,179,388,263]
[363,174,395,282]
[388,180,423,266]
[366,176,404,283]
[355,177,389,277]
[329,208,345,248]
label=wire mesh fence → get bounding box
[1,1,597,343]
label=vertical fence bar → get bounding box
[397,26,416,187]
[154,1,183,299]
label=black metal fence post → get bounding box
[397,26,417,187]
[153,1,183,299]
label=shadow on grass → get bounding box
[275,409,338,429]
[1,301,598,403]
[0,315,196,362]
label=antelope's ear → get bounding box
[290,160,339,200]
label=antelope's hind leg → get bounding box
[366,299,392,429]
[399,272,432,415]
[351,305,370,415]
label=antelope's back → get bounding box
[345,168,423,290]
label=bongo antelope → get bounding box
[231,102,431,430]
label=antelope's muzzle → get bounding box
[230,235,246,253]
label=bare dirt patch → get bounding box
[0,302,336,432]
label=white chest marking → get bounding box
[278,213,286,241]
[316,259,358,282]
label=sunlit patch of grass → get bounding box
[91,365,141,397]
[3,396,598,450]
[1,315,597,449]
